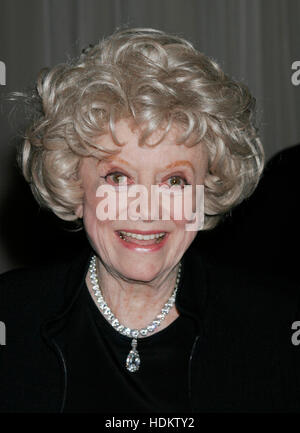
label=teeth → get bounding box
[119,231,166,241]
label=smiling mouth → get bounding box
[117,231,167,244]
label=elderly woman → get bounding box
[0,28,299,413]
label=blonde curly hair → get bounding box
[19,27,264,230]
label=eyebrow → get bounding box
[165,161,194,170]
[101,157,195,172]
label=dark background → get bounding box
[0,0,299,277]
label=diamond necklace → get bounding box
[88,255,182,373]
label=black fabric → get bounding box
[63,282,196,413]
[0,244,300,413]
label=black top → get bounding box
[63,282,196,413]
[1,245,300,413]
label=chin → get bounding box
[113,258,164,282]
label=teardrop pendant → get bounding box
[126,338,140,372]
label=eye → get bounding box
[166,176,189,188]
[101,172,130,186]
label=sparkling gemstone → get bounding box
[157,313,166,320]
[117,325,124,332]
[162,308,169,314]
[126,349,140,373]
[152,320,160,326]
[104,307,111,315]
[140,329,148,336]
[112,319,119,327]
[147,324,155,332]
[131,329,139,338]
[124,327,131,336]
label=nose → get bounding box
[127,182,160,222]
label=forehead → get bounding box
[97,119,206,165]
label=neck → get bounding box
[86,258,181,332]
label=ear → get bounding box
[75,204,83,219]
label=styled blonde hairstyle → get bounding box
[19,27,264,230]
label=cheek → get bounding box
[166,187,199,220]
[171,220,198,252]
[169,186,204,233]
[82,184,104,231]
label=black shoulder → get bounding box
[0,246,92,325]
[0,261,71,322]
[199,251,300,326]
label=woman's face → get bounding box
[76,119,208,282]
